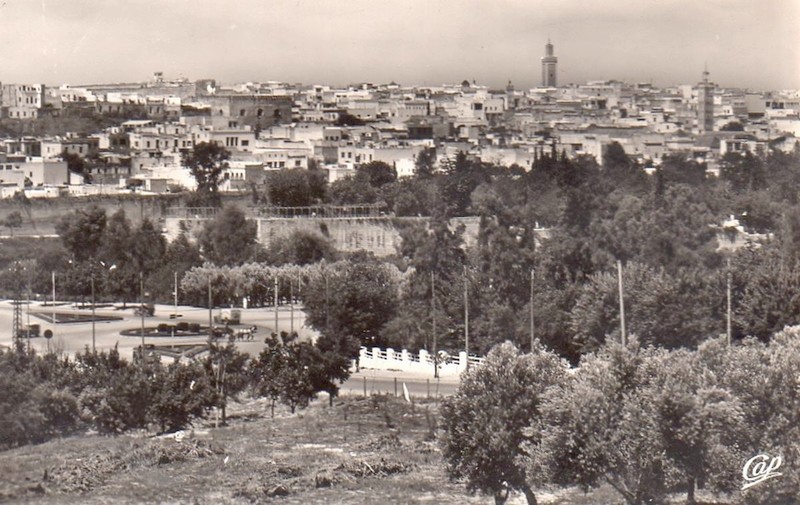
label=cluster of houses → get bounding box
[0,72,799,200]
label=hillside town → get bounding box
[5,0,800,502]
[2,42,799,200]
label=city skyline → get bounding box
[0,0,798,90]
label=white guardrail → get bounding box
[357,346,484,377]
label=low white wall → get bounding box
[356,346,483,377]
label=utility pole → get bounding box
[91,273,96,352]
[11,263,21,347]
[530,268,535,352]
[289,275,294,336]
[617,260,626,346]
[726,256,732,347]
[25,274,31,354]
[51,271,56,330]
[325,272,330,335]
[173,271,178,316]
[207,275,213,339]
[139,272,145,350]
[463,265,469,369]
[274,275,279,338]
[432,271,438,379]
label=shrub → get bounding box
[530,341,668,505]
[148,362,216,433]
[440,341,567,505]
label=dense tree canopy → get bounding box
[356,160,397,187]
[198,205,262,266]
[55,205,107,261]
[441,342,567,505]
[182,142,230,206]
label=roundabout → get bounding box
[118,326,207,338]
[0,301,315,361]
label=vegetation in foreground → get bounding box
[0,394,486,504]
[0,393,691,505]
[440,334,800,505]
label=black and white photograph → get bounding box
[0,0,799,503]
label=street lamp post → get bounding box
[51,271,56,329]
[91,273,96,352]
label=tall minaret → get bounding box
[541,39,558,87]
[697,66,714,133]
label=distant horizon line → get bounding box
[11,77,798,94]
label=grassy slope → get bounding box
[0,395,628,505]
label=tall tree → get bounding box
[267,229,338,266]
[441,341,567,505]
[130,218,167,275]
[719,151,766,193]
[302,258,401,350]
[182,142,230,207]
[414,147,437,179]
[326,172,378,205]
[532,341,668,505]
[198,205,261,266]
[99,209,135,304]
[55,205,107,261]
[265,169,313,207]
[438,151,493,216]
[357,160,397,187]
[3,211,23,237]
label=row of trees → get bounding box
[0,331,351,450]
[0,203,339,302]
[442,333,800,505]
[9,142,800,365]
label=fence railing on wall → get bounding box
[357,346,484,377]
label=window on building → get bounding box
[240,109,246,117]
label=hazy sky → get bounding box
[0,0,798,90]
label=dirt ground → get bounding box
[0,394,732,504]
[0,395,585,504]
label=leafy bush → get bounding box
[440,341,567,505]
[148,362,216,433]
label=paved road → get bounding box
[342,370,460,398]
[0,300,315,361]
[0,300,467,397]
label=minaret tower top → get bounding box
[541,39,558,87]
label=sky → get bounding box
[0,0,798,91]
